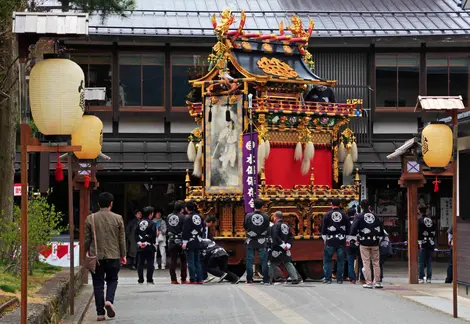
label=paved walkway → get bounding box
[81,266,467,324]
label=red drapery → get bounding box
[264,147,333,189]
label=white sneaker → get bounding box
[204,276,216,283]
[418,279,424,284]
[374,282,383,289]
[162,265,166,270]
[426,279,431,284]
[218,273,228,283]
[363,283,373,289]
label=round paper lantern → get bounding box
[422,122,453,168]
[29,54,85,135]
[72,115,103,159]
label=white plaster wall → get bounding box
[373,116,418,134]
[119,113,165,133]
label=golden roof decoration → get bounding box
[257,57,299,78]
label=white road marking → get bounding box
[239,285,311,324]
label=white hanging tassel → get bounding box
[192,142,203,178]
[294,142,303,161]
[265,139,271,158]
[301,157,310,175]
[305,141,315,161]
[343,153,354,177]
[258,139,266,174]
[351,140,358,163]
[339,141,346,163]
[187,141,196,162]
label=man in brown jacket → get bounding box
[85,192,126,321]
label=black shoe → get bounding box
[337,280,343,284]
[138,280,144,284]
[291,280,301,285]
[322,279,332,284]
[445,279,452,284]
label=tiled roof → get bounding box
[36,0,470,38]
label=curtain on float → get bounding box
[264,147,333,189]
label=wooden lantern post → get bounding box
[387,138,425,284]
[19,124,81,324]
[73,161,100,284]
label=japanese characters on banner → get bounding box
[440,197,452,229]
[38,242,80,267]
[242,132,258,213]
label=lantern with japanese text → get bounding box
[29,54,85,135]
[422,122,453,168]
[72,115,103,160]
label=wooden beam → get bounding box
[27,145,81,153]
[407,182,419,284]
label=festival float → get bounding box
[185,9,362,278]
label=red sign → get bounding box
[13,184,28,197]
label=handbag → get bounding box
[85,213,100,273]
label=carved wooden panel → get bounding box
[234,205,246,237]
[220,205,233,237]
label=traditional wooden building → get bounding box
[14,0,470,279]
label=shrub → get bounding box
[0,194,67,274]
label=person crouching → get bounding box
[201,239,240,284]
[268,211,300,285]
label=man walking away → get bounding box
[201,239,240,284]
[244,198,270,284]
[153,209,167,270]
[350,200,384,289]
[322,198,350,284]
[167,201,188,284]
[418,205,437,284]
[182,201,206,284]
[126,209,141,270]
[445,225,453,283]
[268,211,300,285]
[85,192,126,322]
[136,206,157,284]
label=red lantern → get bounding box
[55,152,64,182]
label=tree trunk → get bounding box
[0,33,19,222]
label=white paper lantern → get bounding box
[29,55,85,135]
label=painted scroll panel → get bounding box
[205,95,243,193]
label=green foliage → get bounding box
[0,194,67,274]
[59,0,135,20]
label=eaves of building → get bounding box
[33,0,470,40]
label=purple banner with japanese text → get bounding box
[242,132,258,213]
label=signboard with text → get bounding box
[242,132,258,213]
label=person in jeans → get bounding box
[182,201,206,284]
[136,206,157,284]
[153,209,167,270]
[322,198,350,284]
[268,211,300,285]
[244,198,270,284]
[418,205,437,284]
[345,208,359,284]
[84,192,126,322]
[167,201,188,284]
[350,200,384,289]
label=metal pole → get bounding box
[68,153,75,315]
[452,111,458,318]
[20,124,29,324]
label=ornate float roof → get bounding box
[190,10,336,87]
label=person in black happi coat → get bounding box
[321,198,350,284]
[167,200,188,284]
[136,206,157,284]
[182,201,206,284]
[418,205,437,283]
[201,239,240,284]
[244,198,270,284]
[268,211,300,285]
